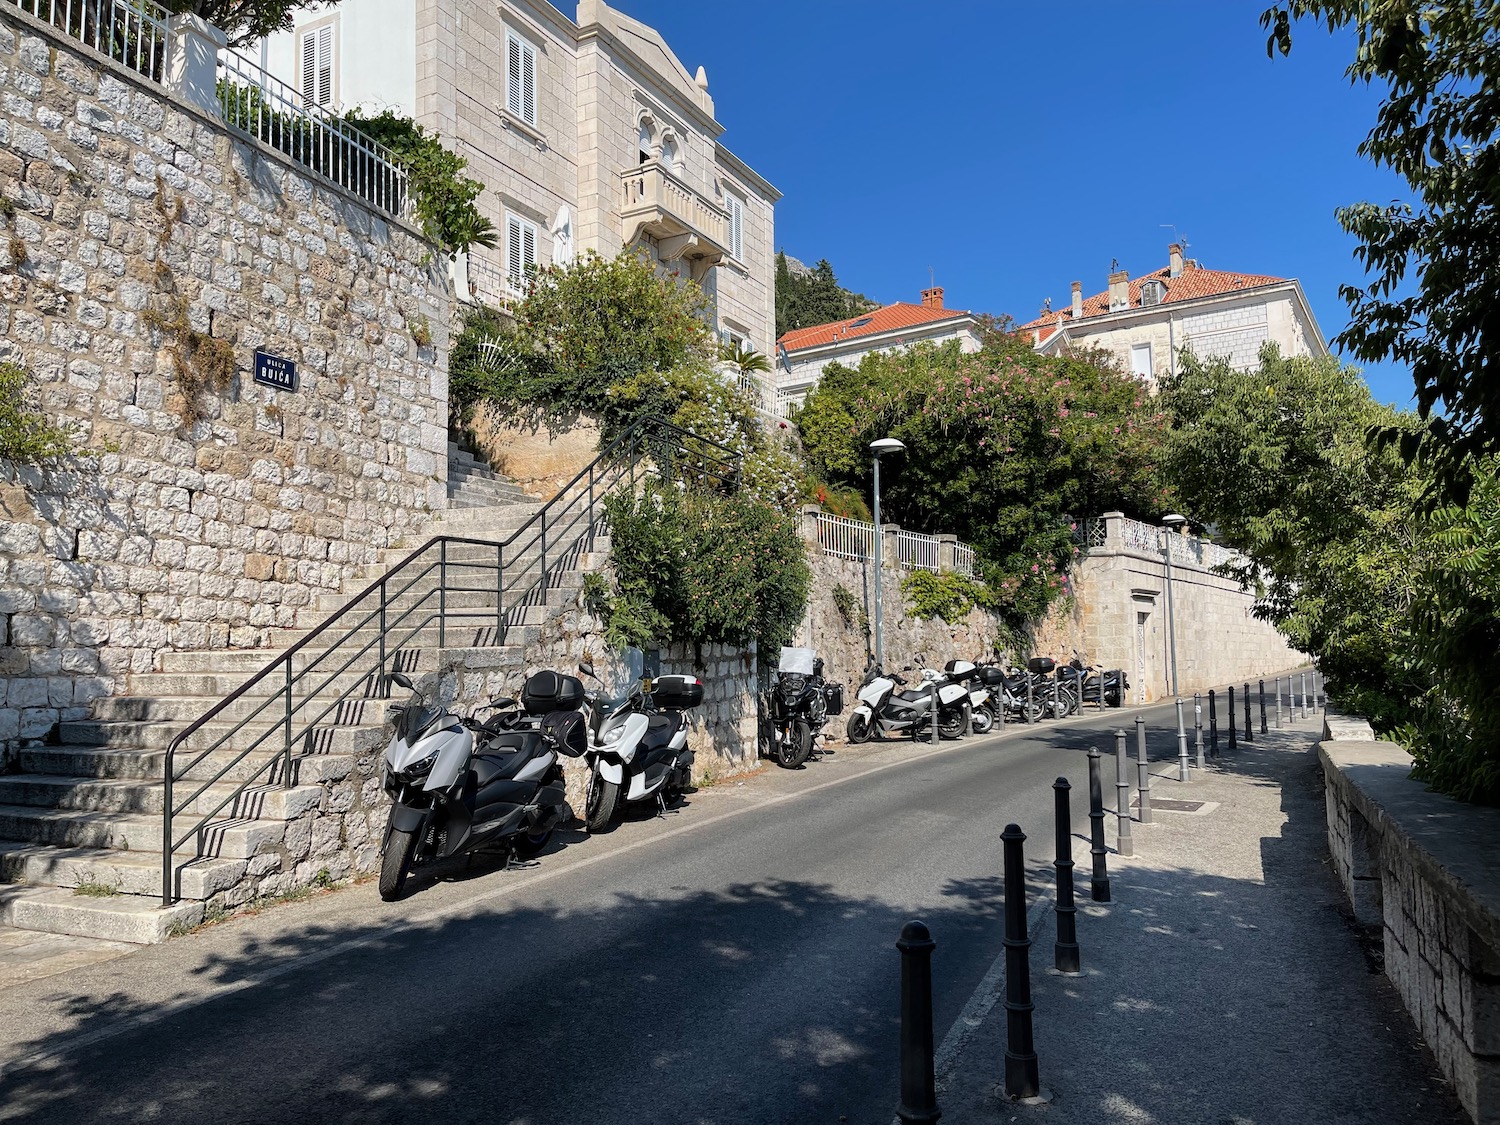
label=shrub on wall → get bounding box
[0,362,79,467]
[599,480,811,656]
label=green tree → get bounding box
[1263,2,1500,505]
[165,0,327,46]
[774,253,877,338]
[797,332,1170,624]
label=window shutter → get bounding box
[521,41,536,125]
[507,216,523,286]
[507,36,522,118]
[522,221,536,280]
[317,25,333,106]
[728,195,744,261]
[301,31,316,104]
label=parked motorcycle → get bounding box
[846,661,965,743]
[577,653,701,832]
[943,659,994,734]
[378,669,588,901]
[766,647,843,768]
[975,662,1043,724]
[1070,652,1127,708]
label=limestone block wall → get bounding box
[1321,734,1500,1123]
[1071,519,1300,703]
[0,9,450,763]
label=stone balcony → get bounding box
[619,160,730,281]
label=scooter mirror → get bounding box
[388,671,415,691]
[578,661,596,680]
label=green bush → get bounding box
[599,479,811,654]
[0,362,79,465]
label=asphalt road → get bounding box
[0,700,1194,1125]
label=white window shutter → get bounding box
[727,195,744,260]
[507,216,523,286]
[521,41,536,125]
[522,222,535,280]
[507,36,522,118]
[317,25,333,106]
[301,31,316,103]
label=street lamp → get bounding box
[1162,513,1188,696]
[869,437,906,667]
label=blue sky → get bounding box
[612,0,1415,408]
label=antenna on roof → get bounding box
[1160,223,1190,257]
[928,266,935,289]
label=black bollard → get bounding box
[1243,683,1254,743]
[1227,686,1238,751]
[895,920,942,1124]
[1208,689,1219,756]
[1113,728,1133,857]
[1134,715,1152,823]
[1087,749,1110,902]
[1259,679,1268,735]
[1002,823,1041,1100]
[1194,693,1205,770]
[1053,779,1081,973]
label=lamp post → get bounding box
[870,437,906,668]
[1162,513,1187,697]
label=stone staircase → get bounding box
[447,442,533,509]
[0,464,610,944]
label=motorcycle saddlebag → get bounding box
[652,674,705,710]
[1026,656,1056,675]
[823,682,845,716]
[521,670,585,716]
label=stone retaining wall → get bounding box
[1321,726,1500,1122]
[0,8,450,764]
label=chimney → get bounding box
[1169,243,1184,278]
[1108,269,1129,311]
[1070,281,1083,319]
[921,285,944,309]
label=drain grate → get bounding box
[1134,797,1206,813]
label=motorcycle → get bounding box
[975,662,1043,724]
[577,652,701,832]
[845,662,966,743]
[766,647,843,769]
[1070,652,1128,708]
[378,669,588,902]
[943,659,994,734]
[1026,656,1081,719]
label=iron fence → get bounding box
[6,0,168,81]
[813,512,875,562]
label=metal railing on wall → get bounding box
[159,417,741,906]
[1071,513,1244,571]
[809,512,977,578]
[217,50,410,219]
[5,0,168,81]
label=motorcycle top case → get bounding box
[980,666,1009,687]
[652,674,705,710]
[823,682,845,716]
[521,670,585,716]
[1026,656,1056,675]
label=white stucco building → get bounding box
[1017,244,1327,387]
[252,0,779,352]
[774,286,982,413]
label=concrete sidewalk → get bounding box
[937,711,1468,1124]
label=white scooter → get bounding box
[845,661,967,743]
[577,652,702,832]
[942,659,994,734]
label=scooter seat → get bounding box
[472,731,544,785]
[896,690,930,704]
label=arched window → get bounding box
[660,134,679,174]
[638,118,655,165]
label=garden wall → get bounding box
[0,8,450,764]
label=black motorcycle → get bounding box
[766,650,842,768]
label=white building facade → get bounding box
[1018,244,1328,388]
[255,0,779,352]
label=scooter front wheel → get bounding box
[378,826,419,902]
[584,774,619,833]
[846,712,872,744]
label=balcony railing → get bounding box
[1072,513,1245,572]
[6,0,168,81]
[619,160,729,280]
[808,512,977,577]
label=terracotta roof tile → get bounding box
[778,303,972,352]
[1017,265,1288,342]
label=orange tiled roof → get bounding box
[1018,265,1288,343]
[778,303,972,352]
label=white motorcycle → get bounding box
[577,653,702,832]
[943,659,994,734]
[845,661,968,743]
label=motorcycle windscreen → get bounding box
[778,647,816,675]
[598,646,647,701]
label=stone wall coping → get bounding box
[0,3,434,248]
[1320,736,1500,958]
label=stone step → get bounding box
[310,580,582,618]
[269,610,549,647]
[0,885,204,945]
[448,479,531,503]
[0,842,246,901]
[0,804,284,859]
[18,745,353,785]
[0,775,324,819]
[124,667,387,700]
[57,717,386,755]
[156,632,538,674]
[92,690,391,725]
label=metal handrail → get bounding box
[160,416,740,904]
